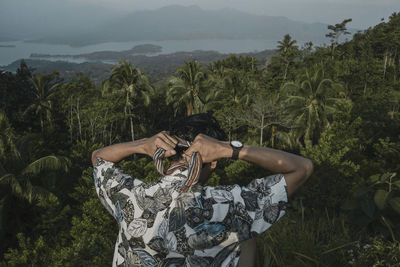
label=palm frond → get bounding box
[0,173,23,196]
[22,155,71,175]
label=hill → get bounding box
[30,5,337,47]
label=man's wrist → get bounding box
[218,141,234,159]
[128,138,149,155]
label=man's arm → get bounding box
[91,131,178,166]
[237,145,313,197]
[184,134,313,197]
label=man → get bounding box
[92,113,313,267]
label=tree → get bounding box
[166,60,206,116]
[325,18,353,57]
[277,34,300,80]
[109,60,153,141]
[24,72,62,132]
[239,94,288,146]
[0,136,70,256]
[282,66,347,143]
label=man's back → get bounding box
[92,114,313,266]
[93,157,288,266]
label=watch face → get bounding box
[231,140,243,148]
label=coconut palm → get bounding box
[166,60,206,116]
[282,66,347,143]
[0,112,19,163]
[277,34,300,80]
[0,114,70,243]
[109,60,153,141]
[24,72,61,132]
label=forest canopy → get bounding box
[1,13,400,266]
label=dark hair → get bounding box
[168,113,226,161]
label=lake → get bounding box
[0,39,295,66]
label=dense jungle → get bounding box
[1,13,400,266]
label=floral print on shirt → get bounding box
[93,158,288,267]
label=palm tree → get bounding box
[166,60,206,116]
[277,34,300,80]
[109,60,153,141]
[0,114,70,242]
[0,112,19,162]
[24,72,61,132]
[282,66,347,143]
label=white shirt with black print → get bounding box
[93,158,288,267]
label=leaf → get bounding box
[168,206,186,232]
[147,237,167,254]
[389,197,400,214]
[360,197,375,218]
[369,174,380,183]
[263,203,281,224]
[374,190,389,210]
[127,219,147,237]
[185,255,212,267]
[160,258,185,267]
[210,242,239,267]
[341,199,359,211]
[210,189,234,203]
[241,190,259,211]
[157,220,169,238]
[354,186,370,197]
[22,155,70,175]
[379,172,396,182]
[165,232,177,251]
[392,180,400,189]
[133,249,158,267]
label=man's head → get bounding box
[168,113,226,182]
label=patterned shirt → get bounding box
[93,158,288,267]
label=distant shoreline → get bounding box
[30,44,163,61]
[0,44,16,48]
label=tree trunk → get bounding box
[270,125,277,148]
[76,98,82,141]
[260,114,264,146]
[128,107,135,141]
[283,62,289,80]
[69,96,73,143]
[130,117,135,141]
[187,101,193,116]
[40,112,44,133]
[109,122,113,145]
[383,50,388,78]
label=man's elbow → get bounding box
[91,149,100,166]
[303,158,314,181]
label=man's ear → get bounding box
[210,161,217,169]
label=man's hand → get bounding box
[183,134,231,163]
[142,131,178,158]
[91,131,178,165]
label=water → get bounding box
[0,39,283,66]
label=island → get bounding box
[30,44,162,62]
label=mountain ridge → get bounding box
[28,5,342,47]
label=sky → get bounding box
[64,0,399,28]
[0,0,399,39]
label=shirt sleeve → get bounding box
[242,174,288,237]
[93,157,143,221]
[205,174,288,242]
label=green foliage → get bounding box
[256,211,353,267]
[2,13,400,266]
[351,237,400,266]
[342,172,400,240]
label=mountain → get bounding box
[30,5,336,47]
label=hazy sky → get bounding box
[66,0,399,28]
[1,0,399,38]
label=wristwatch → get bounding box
[230,140,243,160]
